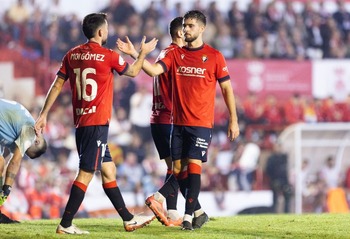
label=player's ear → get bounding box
[177,29,183,38]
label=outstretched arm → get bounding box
[220,80,240,141]
[35,76,65,135]
[122,36,161,77]
[117,36,164,77]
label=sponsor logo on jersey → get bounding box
[223,66,228,72]
[75,106,96,115]
[202,55,208,62]
[177,66,206,78]
[70,53,105,61]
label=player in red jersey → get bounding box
[35,13,158,234]
[148,17,184,226]
[118,16,209,228]
[118,10,239,230]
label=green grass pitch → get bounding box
[0,213,349,239]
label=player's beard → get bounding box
[185,33,198,43]
[185,35,196,43]
[102,38,107,46]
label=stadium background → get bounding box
[1,0,350,220]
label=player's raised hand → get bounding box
[117,36,137,56]
[139,36,158,55]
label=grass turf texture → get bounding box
[0,214,349,239]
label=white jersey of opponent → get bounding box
[0,99,36,156]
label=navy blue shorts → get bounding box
[171,125,212,162]
[151,123,172,159]
[75,125,112,171]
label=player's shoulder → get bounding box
[203,43,223,55]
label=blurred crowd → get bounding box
[1,0,350,219]
[3,0,350,62]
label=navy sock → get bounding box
[103,181,133,221]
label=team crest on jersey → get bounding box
[202,55,208,62]
[181,54,185,59]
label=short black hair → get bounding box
[183,10,206,26]
[82,13,107,39]
[169,17,183,38]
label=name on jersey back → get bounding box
[70,53,105,61]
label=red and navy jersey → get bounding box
[57,41,128,128]
[158,44,230,128]
[150,43,179,124]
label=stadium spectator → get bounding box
[320,96,343,122]
[5,0,30,43]
[243,92,265,124]
[117,151,144,206]
[227,1,244,29]
[319,156,341,189]
[332,0,350,36]
[129,84,153,143]
[283,93,304,124]
[34,13,157,234]
[265,142,292,213]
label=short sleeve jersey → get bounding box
[58,41,128,128]
[150,43,179,124]
[0,99,36,156]
[158,44,230,128]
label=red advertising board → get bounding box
[228,60,312,100]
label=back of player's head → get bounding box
[184,10,206,26]
[169,17,183,38]
[82,13,107,39]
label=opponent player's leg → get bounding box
[101,147,154,232]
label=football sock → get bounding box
[183,214,192,222]
[154,191,165,203]
[185,163,201,216]
[103,181,133,221]
[60,181,87,228]
[158,174,179,199]
[160,174,179,210]
[194,208,204,217]
[176,171,202,212]
[175,170,188,198]
[166,170,179,210]
[167,209,181,220]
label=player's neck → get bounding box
[89,38,102,46]
[172,38,185,47]
[187,39,203,49]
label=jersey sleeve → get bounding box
[156,47,175,73]
[57,54,69,80]
[215,52,230,83]
[110,50,129,75]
